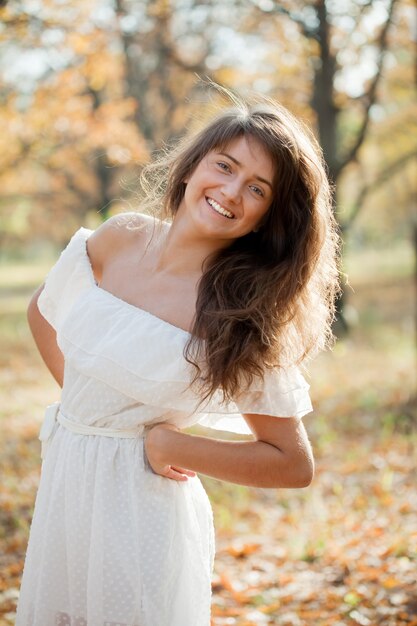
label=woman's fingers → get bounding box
[164,467,189,481]
[160,466,196,481]
[171,466,196,477]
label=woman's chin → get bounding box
[195,206,237,236]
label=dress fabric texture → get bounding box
[15,228,313,626]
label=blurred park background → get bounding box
[0,1,416,624]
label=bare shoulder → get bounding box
[86,212,165,281]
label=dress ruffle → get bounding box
[37,227,95,331]
[37,227,313,435]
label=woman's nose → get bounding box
[221,179,242,203]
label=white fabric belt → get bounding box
[39,402,145,460]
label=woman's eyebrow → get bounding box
[218,152,273,190]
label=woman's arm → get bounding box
[27,285,64,387]
[144,414,314,489]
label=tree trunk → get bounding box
[311,0,339,184]
[88,87,115,221]
[310,0,348,334]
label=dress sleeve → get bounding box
[37,227,95,332]
[197,366,313,435]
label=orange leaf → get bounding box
[226,542,261,558]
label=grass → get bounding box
[343,240,414,285]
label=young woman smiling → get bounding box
[17,94,340,626]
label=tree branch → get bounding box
[335,0,397,179]
[342,149,417,231]
[248,0,319,41]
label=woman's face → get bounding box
[178,135,275,242]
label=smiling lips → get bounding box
[206,197,235,219]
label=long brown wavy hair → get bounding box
[140,92,341,403]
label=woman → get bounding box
[16,95,339,625]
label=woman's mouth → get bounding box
[206,197,235,219]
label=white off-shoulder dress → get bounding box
[16,228,313,626]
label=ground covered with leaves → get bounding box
[0,246,416,625]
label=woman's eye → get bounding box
[217,161,231,172]
[250,185,264,197]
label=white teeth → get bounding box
[206,197,235,219]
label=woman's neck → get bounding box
[150,215,229,278]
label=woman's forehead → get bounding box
[213,133,267,152]
[210,135,275,177]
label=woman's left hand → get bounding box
[144,423,196,481]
